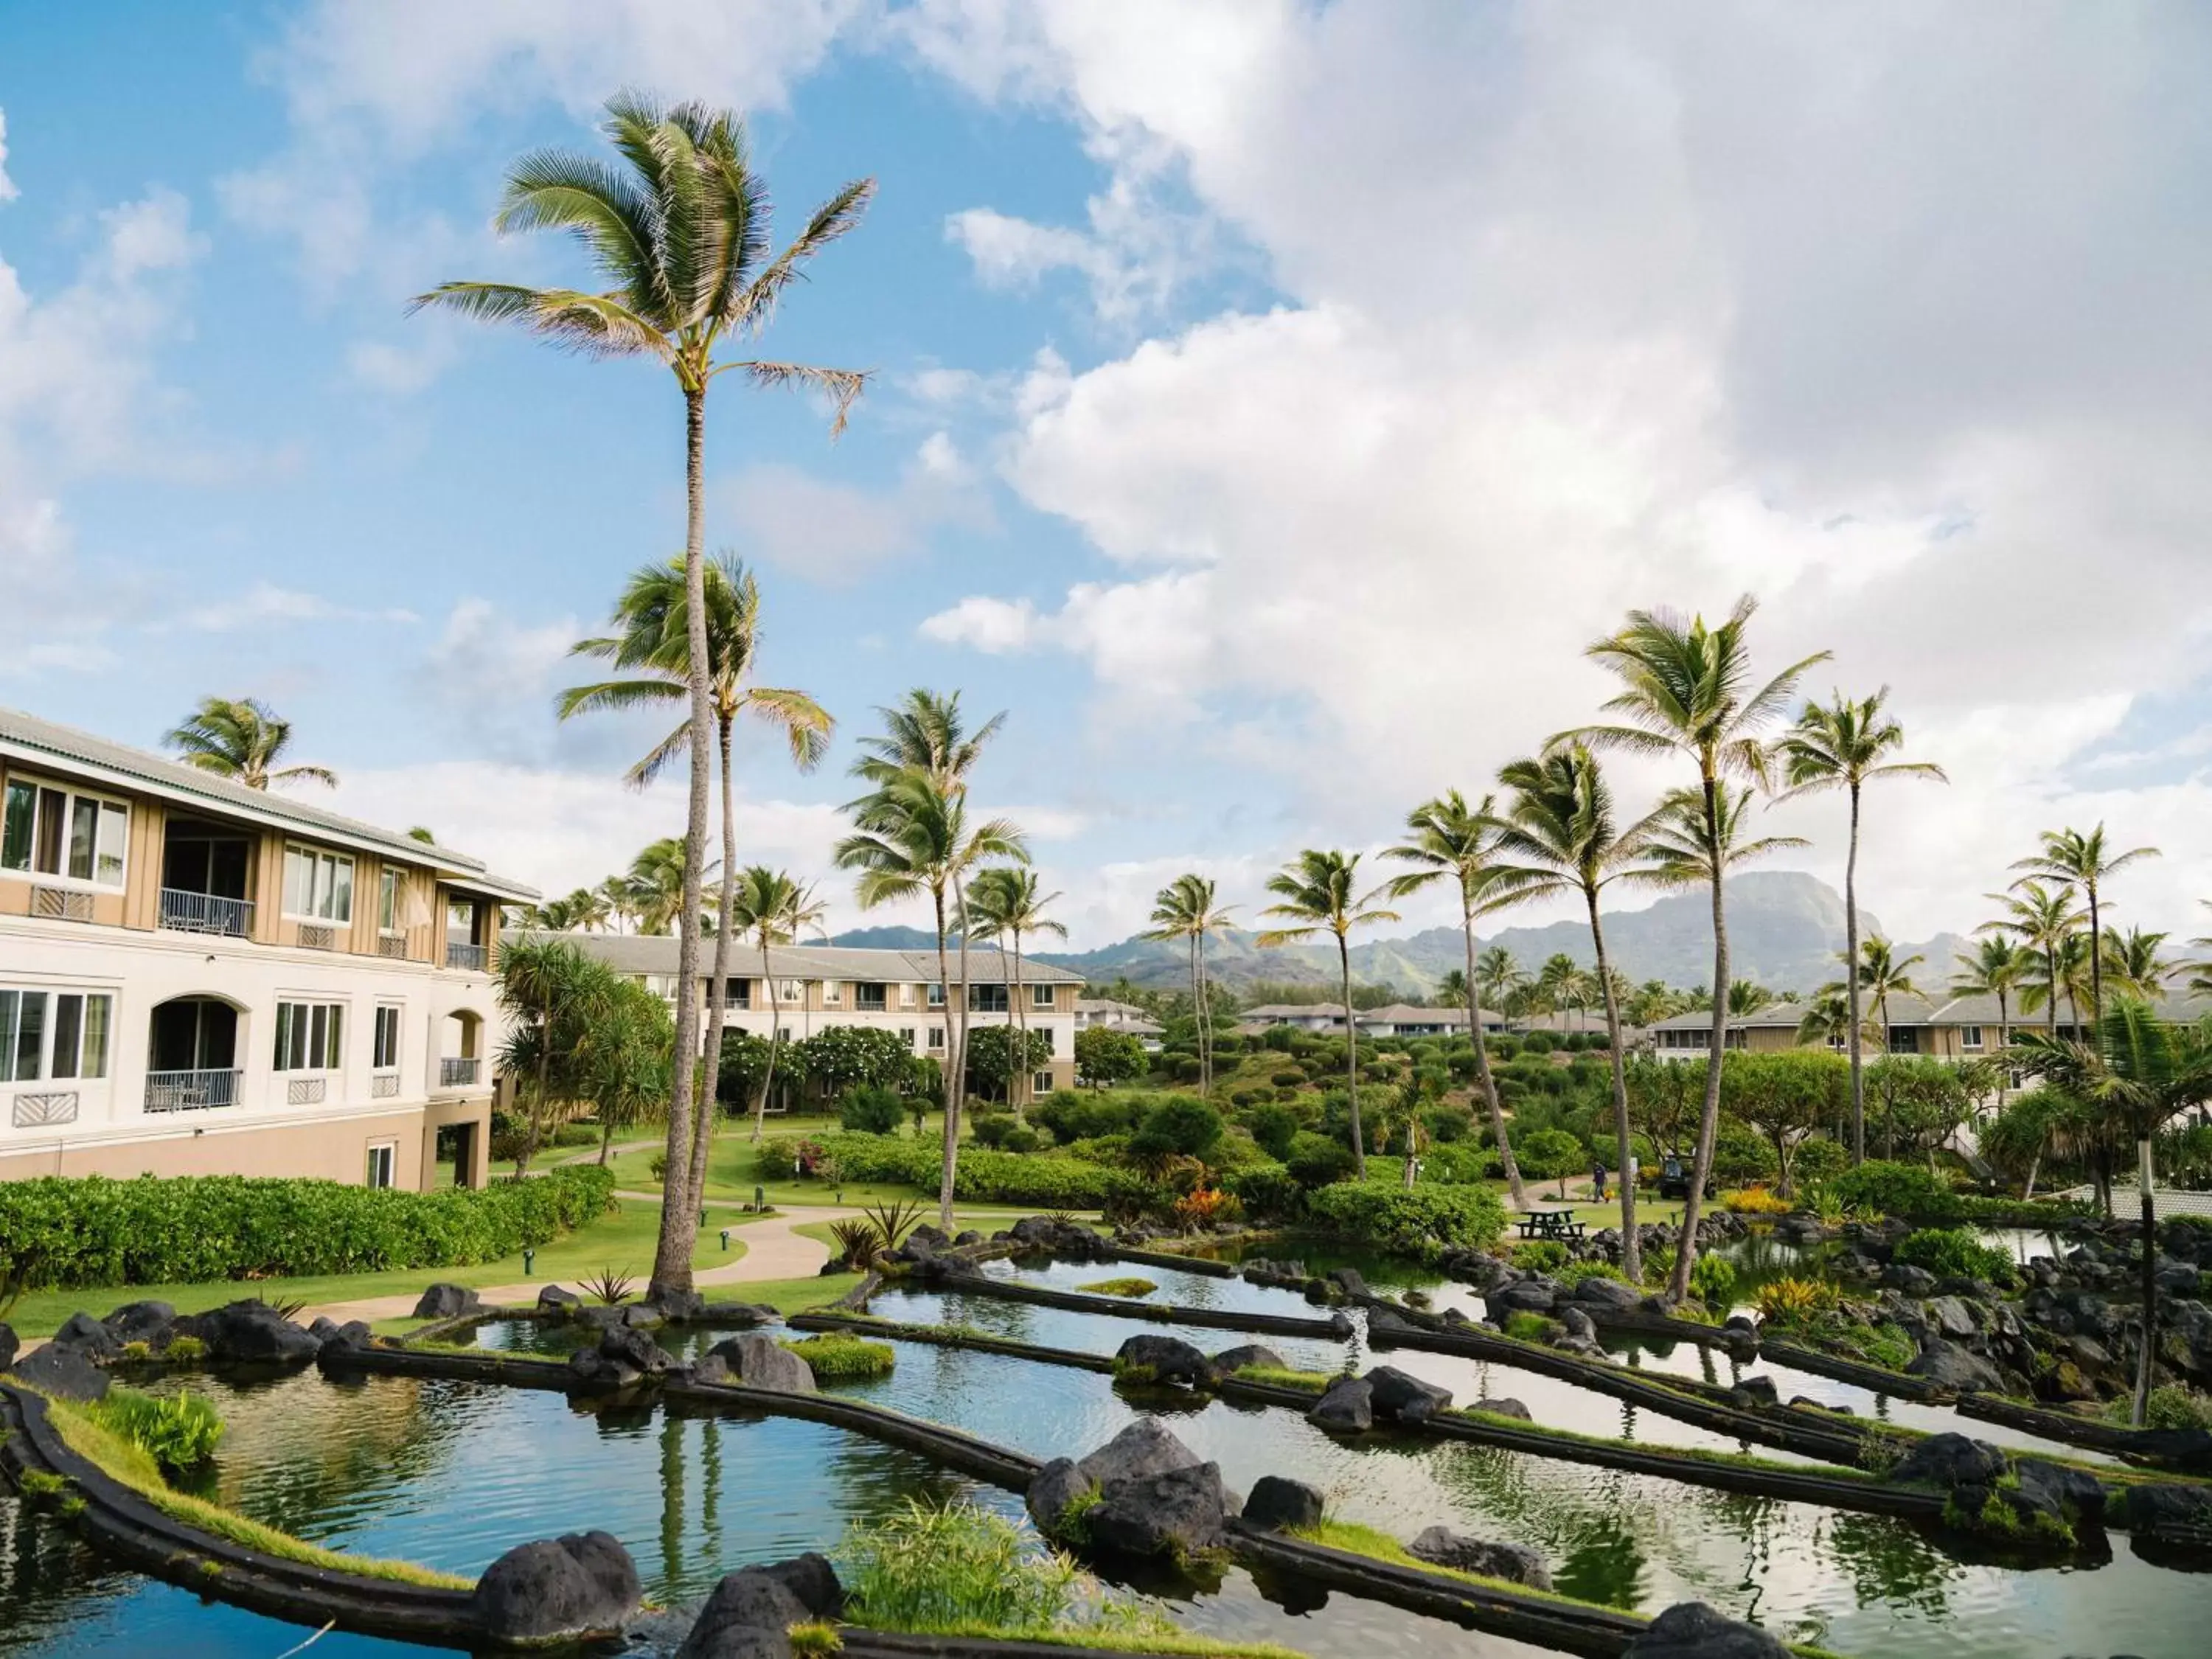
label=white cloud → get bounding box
[717,432,992,583]
[346,331,459,395]
[170,582,420,633]
[0,108,15,201]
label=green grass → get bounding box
[1074,1277,1158,1299]
[38,1394,470,1590]
[1231,1365,1341,1391]
[782,1334,897,1378]
[4,1197,755,1338]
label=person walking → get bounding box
[1591,1155,1608,1203]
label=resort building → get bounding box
[1075,996,1165,1049]
[1,708,535,1189]
[524,933,1086,1098]
[1646,990,2212,1060]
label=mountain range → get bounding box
[830,872,1974,1000]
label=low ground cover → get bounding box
[781,1333,897,1377]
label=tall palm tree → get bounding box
[2183,902,2212,995]
[1981,880,2085,1036]
[1795,989,1869,1051]
[1385,790,1532,1209]
[1258,850,1400,1177]
[1537,953,1582,1026]
[2012,1000,2212,1422]
[493,936,602,1175]
[1825,936,1924,1157]
[1635,783,1807,1298]
[1952,935,2034,1104]
[1727,979,1774,1018]
[559,552,833,1212]
[967,866,1066,1116]
[2101,925,2173,1001]
[1475,945,1526,1032]
[165,697,337,790]
[1564,597,1826,1302]
[2012,825,2161,1025]
[418,91,872,1299]
[1494,745,1652,1267]
[1775,689,1947,1164]
[835,768,1026,1227]
[624,838,700,936]
[1141,874,1235,1099]
[845,689,1008,1161]
[725,866,825,1142]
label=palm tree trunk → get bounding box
[1340,931,1365,1178]
[1996,989,2010,1108]
[1464,912,1527,1210]
[931,887,956,1230]
[1197,932,1212,1098]
[752,935,781,1141]
[520,1015,552,1178]
[1671,772,1728,1305]
[2088,887,2103,1026]
[2023,1149,2040,1203]
[1845,782,1865,1165]
[1587,887,1639,1281]
[1187,936,1201,1091]
[650,383,711,1299]
[689,714,738,1211]
[1882,996,1896,1158]
[1011,930,1028,1121]
[2134,1130,2156,1426]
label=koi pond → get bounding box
[1,1239,2199,1658]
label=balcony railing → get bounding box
[371,1071,400,1099]
[378,933,411,960]
[145,1068,243,1113]
[445,942,487,972]
[159,888,254,938]
[440,1056,482,1088]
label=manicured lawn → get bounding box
[4,1196,765,1338]
[597,1119,1041,1214]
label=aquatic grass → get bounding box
[781,1334,897,1378]
[1074,1277,1160,1298]
[37,1395,471,1590]
[87,1386,223,1472]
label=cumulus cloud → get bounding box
[717,432,992,583]
[0,108,16,201]
[170,582,420,633]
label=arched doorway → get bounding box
[145,996,244,1111]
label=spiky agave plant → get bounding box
[585,1267,637,1307]
[829,1218,878,1270]
[860,1197,925,1256]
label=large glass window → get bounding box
[0,988,112,1081]
[283,846,355,922]
[372,1005,402,1069]
[378,867,400,931]
[0,779,128,888]
[274,1001,346,1071]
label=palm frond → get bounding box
[719,359,872,437]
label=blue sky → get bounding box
[4,4,2210,950]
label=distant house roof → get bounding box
[1077,998,1150,1017]
[520,931,1085,985]
[1357,1004,1471,1026]
[0,703,536,902]
[1243,1003,1350,1020]
[1647,989,2212,1032]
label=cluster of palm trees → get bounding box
[165,696,340,793]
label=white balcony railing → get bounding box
[445,942,487,972]
[371,1071,400,1099]
[440,1056,481,1088]
[159,888,254,938]
[145,1068,243,1113]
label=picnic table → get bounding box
[1514,1208,1586,1242]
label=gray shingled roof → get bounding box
[0,704,537,901]
[518,931,1085,984]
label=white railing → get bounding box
[285,1077,327,1105]
[440,1056,481,1088]
[159,888,254,937]
[145,1069,243,1112]
[10,1090,79,1127]
[445,942,487,972]
[371,1071,400,1099]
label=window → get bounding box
[1042,1026,1057,1054]
[283,846,354,922]
[0,989,112,1082]
[778,979,803,1004]
[274,1001,345,1071]
[900,984,918,1009]
[1032,1070,1054,1096]
[723,979,751,1009]
[928,1026,945,1050]
[855,982,888,1011]
[1961,1025,1984,1051]
[372,1005,402,1070]
[1,779,128,888]
[928,983,945,1007]
[1032,984,1056,1009]
[378,867,401,931]
[365,1142,396,1189]
[823,981,842,1006]
[900,1026,917,1048]
[1888,1026,1919,1054]
[968,984,1009,1013]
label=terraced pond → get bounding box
[0,1239,2199,1658]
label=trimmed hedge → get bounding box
[778,1130,1146,1210]
[1301,1180,1508,1262]
[0,1166,616,1290]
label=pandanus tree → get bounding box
[1257,849,1400,1178]
[1493,745,1652,1271]
[1776,689,1947,1165]
[2012,825,2160,1025]
[165,696,336,790]
[726,866,827,1142]
[1561,596,1826,1303]
[835,765,1026,1228]
[1633,784,1807,1298]
[559,552,832,1211]
[2011,1000,2212,1423]
[417,91,872,1298]
[967,866,1067,1116]
[1385,791,1531,1209]
[1143,875,1236,1099]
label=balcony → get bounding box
[445,942,487,972]
[159,888,254,938]
[145,1068,243,1113]
[440,1056,482,1088]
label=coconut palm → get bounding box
[623,838,702,936]
[1536,953,1582,1026]
[559,552,833,1212]
[725,866,826,1142]
[1493,745,1652,1267]
[1437,968,1471,1009]
[1824,936,1924,1157]
[1385,790,1533,1209]
[418,91,872,1298]
[1475,946,1526,1032]
[1565,596,1826,1301]
[1141,874,1236,1100]
[165,696,337,790]
[1727,980,1775,1018]
[835,768,1026,1227]
[1258,850,1402,1178]
[1795,989,1870,1051]
[2012,825,2161,1023]
[2011,1000,2212,1422]
[1775,689,1946,1164]
[1633,782,1808,1297]
[1951,935,2034,1104]
[2184,902,2212,995]
[2101,926,2173,1001]
[967,866,1067,1116]
[1980,880,2085,1036]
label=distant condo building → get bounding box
[1,707,535,1189]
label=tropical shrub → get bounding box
[1301,1180,1506,1261]
[840,1085,906,1136]
[1514,1239,1569,1273]
[1719,1186,1792,1216]
[1514,1128,1587,1187]
[1754,1276,1842,1324]
[1223,1165,1303,1221]
[1268,1068,1307,1090]
[780,1335,896,1379]
[1688,1253,1737,1307]
[1894,1226,2014,1284]
[1172,1186,1240,1229]
[0,1166,616,1291]
[793,1025,918,1096]
[1557,1259,1627,1290]
[1283,1131,1357,1189]
[90,1387,224,1471]
[1823,1159,1955,1221]
[1032,1091,1142,1146]
[1792,1135,1850,1189]
[1130,1096,1224,1161]
[1245,1102,1303,1161]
